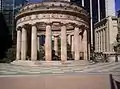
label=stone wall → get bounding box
[94,16,118,53]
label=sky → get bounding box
[116,0,120,11]
[30,0,120,11]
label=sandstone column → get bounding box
[108,16,114,52]
[16,27,21,60]
[71,35,74,57]
[99,31,101,52]
[31,24,37,61]
[97,32,99,52]
[54,35,59,56]
[21,26,27,60]
[74,26,80,60]
[95,30,97,52]
[98,31,100,52]
[61,24,67,61]
[67,34,71,45]
[103,29,106,51]
[101,30,103,52]
[45,24,52,61]
[96,32,98,52]
[105,26,109,52]
[83,29,87,60]
[37,36,40,52]
[79,34,82,58]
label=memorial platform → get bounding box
[0,61,120,89]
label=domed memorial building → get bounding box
[15,0,90,63]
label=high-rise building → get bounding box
[0,0,2,10]
[71,0,115,22]
[71,0,116,51]
[118,10,120,17]
[93,0,117,54]
[1,0,28,40]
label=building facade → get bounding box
[94,16,118,53]
[1,0,28,40]
[0,0,2,10]
[93,0,117,54]
[118,10,120,18]
[118,10,120,41]
[15,0,90,62]
[71,0,116,49]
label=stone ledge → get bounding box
[11,60,91,67]
[11,60,37,66]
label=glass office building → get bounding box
[118,10,120,17]
[1,0,28,40]
[71,0,115,23]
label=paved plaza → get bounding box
[0,61,120,76]
[0,61,120,89]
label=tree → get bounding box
[0,12,13,63]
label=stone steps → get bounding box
[0,61,120,76]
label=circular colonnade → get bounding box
[15,1,90,62]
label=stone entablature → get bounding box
[18,2,88,16]
[94,16,118,53]
[15,1,90,62]
[16,14,88,27]
[16,2,89,24]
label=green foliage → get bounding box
[114,18,120,53]
[0,45,16,63]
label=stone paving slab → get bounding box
[0,62,120,76]
[0,74,111,89]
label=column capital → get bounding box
[17,26,22,31]
[31,22,40,26]
[67,34,71,36]
[69,23,80,28]
[31,23,38,31]
[79,28,83,35]
[31,23,37,26]
[79,25,88,33]
[70,33,74,36]
[79,25,85,29]
[45,22,53,26]
[23,24,31,29]
[60,22,68,26]
[74,24,80,28]
[53,34,59,37]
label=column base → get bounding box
[11,60,91,67]
[11,60,37,66]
